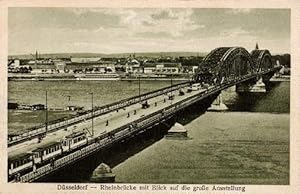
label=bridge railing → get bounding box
[8,81,190,146]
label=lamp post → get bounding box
[89,92,94,137]
[170,74,173,104]
[45,91,48,135]
[138,74,141,103]
[66,95,71,110]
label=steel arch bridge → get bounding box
[194,47,274,84]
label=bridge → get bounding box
[7,47,281,183]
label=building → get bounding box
[125,59,141,74]
[143,62,182,74]
[71,57,101,63]
[65,106,84,111]
[67,62,116,74]
[8,102,19,109]
[18,104,32,110]
[31,64,56,74]
[31,104,45,110]
[143,63,157,74]
[54,60,67,73]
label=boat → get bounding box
[75,73,121,81]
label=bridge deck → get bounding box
[8,84,205,159]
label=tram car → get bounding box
[8,131,89,179]
[8,153,33,178]
[61,131,88,152]
[32,141,62,165]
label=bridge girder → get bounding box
[251,49,273,72]
[195,47,274,84]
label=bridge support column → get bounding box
[236,77,266,93]
[207,93,228,111]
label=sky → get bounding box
[8,8,290,55]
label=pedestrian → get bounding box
[106,120,109,126]
[127,112,130,118]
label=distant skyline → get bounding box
[8,8,290,55]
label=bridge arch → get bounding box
[195,47,255,84]
[250,49,273,72]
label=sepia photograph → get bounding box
[2,4,295,193]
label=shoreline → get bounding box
[8,75,192,81]
[7,74,290,82]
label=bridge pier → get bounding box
[207,93,228,111]
[236,77,266,93]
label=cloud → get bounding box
[8,8,290,55]
[66,8,104,16]
[115,9,204,37]
[220,27,253,38]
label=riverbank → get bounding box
[8,73,192,81]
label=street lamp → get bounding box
[45,90,48,134]
[66,95,71,110]
[38,90,48,143]
[88,92,94,137]
[170,74,173,104]
[138,73,141,103]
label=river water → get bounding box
[8,80,290,184]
